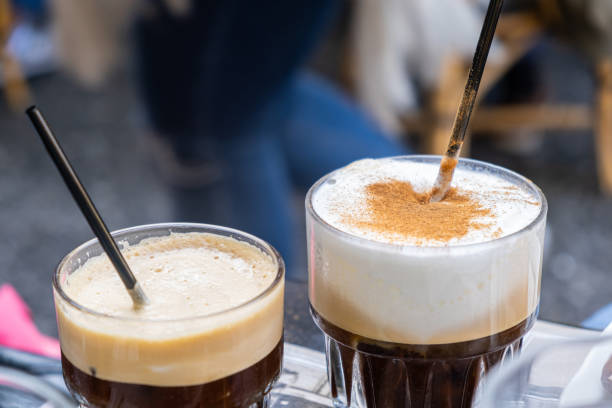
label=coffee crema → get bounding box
[55,232,284,387]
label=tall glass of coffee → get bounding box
[53,223,284,408]
[306,156,546,408]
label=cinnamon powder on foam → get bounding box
[343,180,495,244]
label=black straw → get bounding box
[26,106,148,307]
[430,0,504,202]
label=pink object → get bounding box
[0,284,61,358]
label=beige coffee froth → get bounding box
[55,232,283,386]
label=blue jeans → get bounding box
[135,1,409,278]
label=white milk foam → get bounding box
[56,232,284,386]
[307,157,546,344]
[312,158,541,246]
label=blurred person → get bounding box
[350,0,502,134]
[50,0,409,278]
[348,0,552,156]
[350,0,612,139]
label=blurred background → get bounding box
[1,0,612,338]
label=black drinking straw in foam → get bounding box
[430,0,504,202]
[26,106,149,308]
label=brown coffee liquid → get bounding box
[312,307,536,408]
[61,339,283,408]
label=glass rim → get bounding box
[53,222,285,323]
[305,155,548,252]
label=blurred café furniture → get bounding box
[0,0,31,111]
[347,0,612,193]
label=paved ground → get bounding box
[1,39,611,338]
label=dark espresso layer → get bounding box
[62,339,283,408]
[312,306,536,408]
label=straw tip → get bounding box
[128,283,150,308]
[25,105,38,115]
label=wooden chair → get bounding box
[404,11,612,193]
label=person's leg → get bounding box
[281,72,410,188]
[191,0,341,140]
[133,1,342,274]
[219,132,296,271]
[134,1,222,161]
[135,0,341,149]
[167,128,296,273]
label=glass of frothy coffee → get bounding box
[306,156,547,408]
[53,223,284,408]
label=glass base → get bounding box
[311,306,536,408]
[325,335,522,408]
